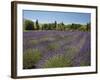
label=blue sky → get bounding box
[23,10,90,24]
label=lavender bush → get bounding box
[43,54,72,68]
[23,48,42,69]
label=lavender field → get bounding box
[23,30,91,69]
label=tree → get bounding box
[61,22,64,26]
[24,19,34,30]
[70,23,82,30]
[48,23,52,30]
[36,20,40,30]
[42,24,48,30]
[54,21,57,30]
[61,22,65,30]
[86,22,91,31]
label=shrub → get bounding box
[78,26,86,31]
[80,60,89,66]
[29,39,39,45]
[23,48,42,69]
[46,43,60,51]
[24,19,34,30]
[43,54,72,68]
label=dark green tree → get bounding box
[61,22,64,26]
[36,19,40,30]
[61,22,65,30]
[54,21,57,30]
[70,23,81,30]
[24,19,34,30]
[48,23,52,30]
[42,24,48,30]
[86,22,91,31]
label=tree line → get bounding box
[24,19,90,31]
